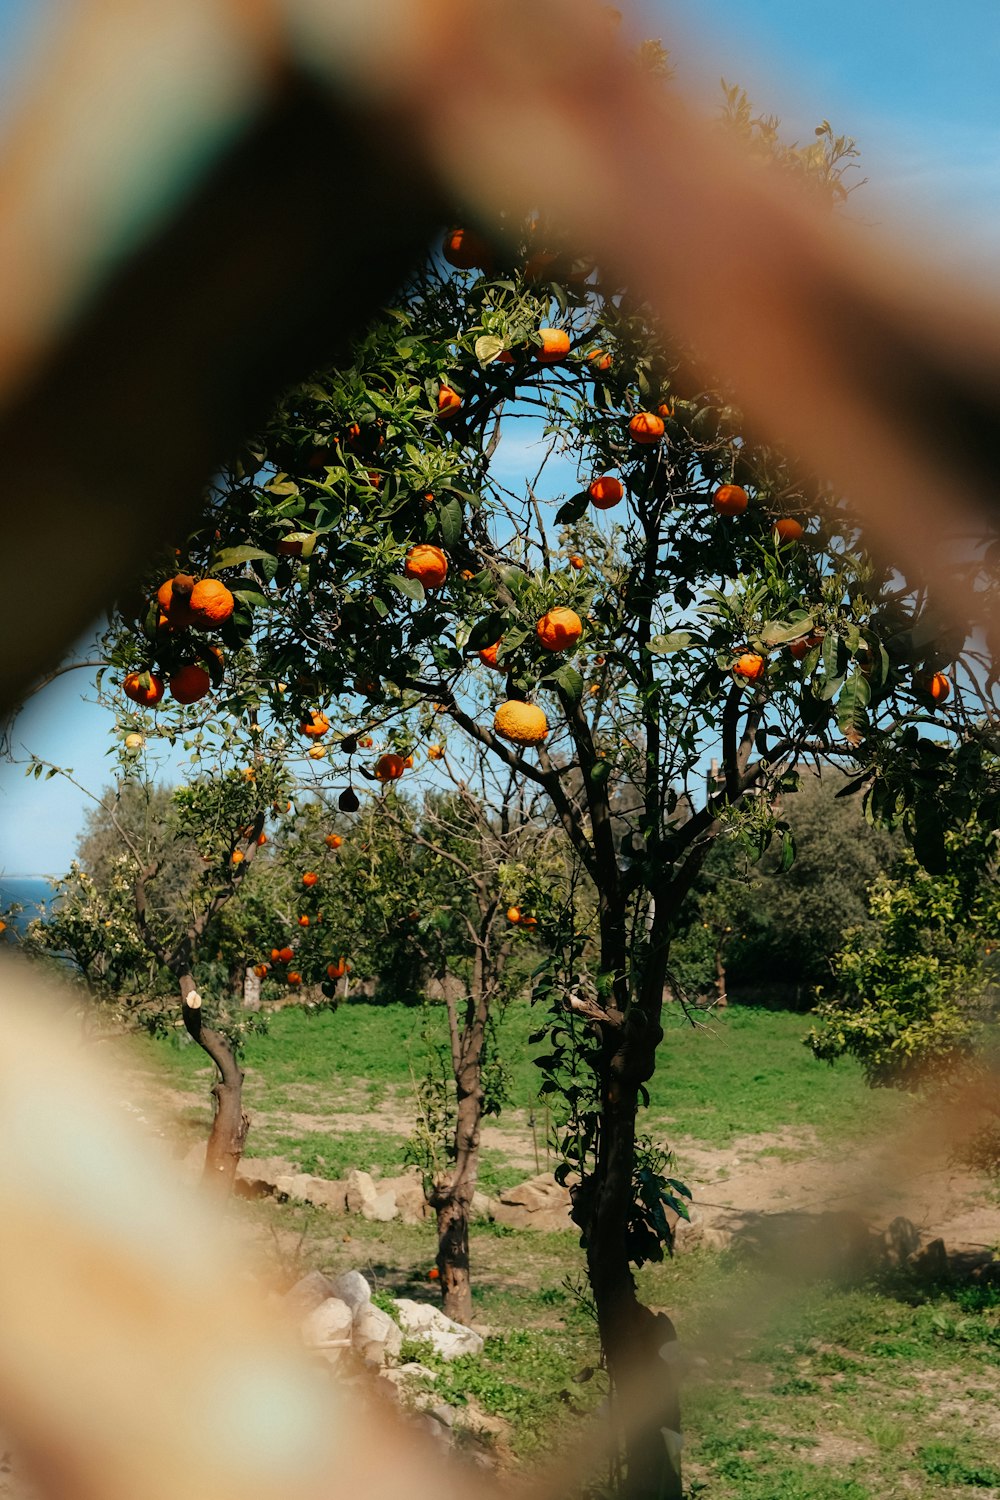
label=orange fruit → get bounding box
[521,916,539,929]
[270,948,281,962]
[302,871,318,887]
[428,1267,440,1281]
[507,906,521,924]
[257,832,267,845]
[278,946,294,963]
[189,578,234,627]
[374,752,405,782]
[358,735,374,749]
[437,385,462,415]
[569,555,585,570]
[327,960,346,980]
[536,607,583,652]
[535,328,571,364]
[287,972,302,986]
[300,711,330,739]
[231,850,245,866]
[588,348,613,372]
[656,401,675,419]
[494,701,549,746]
[307,745,326,760]
[405,545,449,588]
[734,652,766,682]
[427,744,444,760]
[922,671,951,702]
[478,640,504,671]
[156,575,198,629]
[589,476,623,509]
[325,834,343,849]
[169,664,211,704]
[403,754,415,769]
[441,227,492,271]
[253,964,268,978]
[774,517,804,544]
[123,670,164,707]
[788,633,821,660]
[713,484,749,516]
[298,915,310,927]
[628,412,665,445]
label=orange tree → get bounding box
[94,139,1000,1500]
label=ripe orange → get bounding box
[569,555,585,570]
[287,972,302,986]
[253,964,268,978]
[589,476,623,509]
[460,569,474,581]
[298,915,310,927]
[302,871,318,887]
[774,517,804,544]
[358,736,374,749]
[628,412,665,445]
[494,701,549,746]
[479,640,504,671]
[257,833,267,846]
[123,670,164,707]
[537,607,583,652]
[507,906,521,924]
[403,754,415,769]
[521,916,539,929]
[588,348,613,372]
[734,652,766,681]
[656,401,675,420]
[535,328,571,363]
[156,575,198,629]
[374,752,405,782]
[231,850,245,866]
[924,671,951,702]
[278,946,294,963]
[300,711,330,739]
[437,385,462,415]
[189,578,235,627]
[442,226,492,271]
[307,745,326,760]
[325,834,343,849]
[713,484,749,517]
[169,664,211,704]
[428,1267,440,1281]
[404,544,449,589]
[327,960,346,980]
[270,948,281,962]
[427,744,444,760]
[788,633,821,660]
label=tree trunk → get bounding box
[714,942,728,1007]
[179,974,249,1194]
[242,964,262,1011]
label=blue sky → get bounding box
[1,0,999,873]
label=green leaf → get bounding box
[556,491,590,525]
[467,611,508,651]
[474,334,504,365]
[389,574,425,603]
[760,616,814,647]
[589,760,612,785]
[212,545,277,570]
[552,664,584,705]
[647,631,692,655]
[437,497,463,548]
[779,826,796,872]
[229,589,269,608]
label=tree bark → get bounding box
[179,973,249,1193]
[242,964,262,1011]
[714,942,728,1007]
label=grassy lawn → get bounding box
[123,999,1000,1493]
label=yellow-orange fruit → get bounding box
[253,964,268,978]
[569,555,585,570]
[300,711,330,739]
[521,916,539,929]
[278,946,294,963]
[327,960,346,980]
[189,578,234,627]
[535,328,571,363]
[231,850,245,866]
[628,412,664,445]
[437,385,462,415]
[478,641,504,671]
[156,575,198,629]
[287,972,302,986]
[924,671,951,702]
[302,871,318,887]
[588,476,623,509]
[507,906,521,924]
[788,633,821,660]
[713,484,749,516]
[734,652,766,682]
[427,744,444,760]
[169,664,211,704]
[298,915,310,927]
[588,348,612,372]
[405,545,449,588]
[123,670,164,707]
[494,701,549,746]
[536,607,583,652]
[374,753,405,783]
[325,834,343,849]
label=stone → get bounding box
[301,1296,353,1348]
[884,1216,921,1265]
[362,1189,398,1223]
[353,1303,403,1366]
[379,1170,430,1225]
[393,1299,485,1360]
[272,1173,348,1213]
[492,1172,573,1231]
[283,1269,337,1318]
[470,1192,496,1221]
[908,1236,949,1281]
[329,1270,371,1316]
[346,1169,378,1214]
[383,1361,438,1387]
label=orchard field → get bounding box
[119,1000,1000,1500]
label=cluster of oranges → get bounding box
[123,573,235,709]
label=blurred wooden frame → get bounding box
[1,1,1000,1496]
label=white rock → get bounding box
[283,1269,337,1317]
[362,1189,398,1223]
[393,1299,485,1360]
[301,1296,353,1347]
[346,1169,377,1214]
[329,1269,372,1316]
[353,1303,403,1366]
